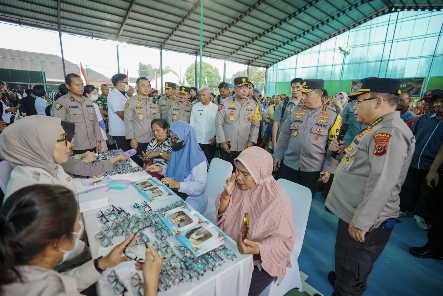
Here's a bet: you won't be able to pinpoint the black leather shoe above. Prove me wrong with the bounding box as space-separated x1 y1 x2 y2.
328 271 336 287
409 245 443 260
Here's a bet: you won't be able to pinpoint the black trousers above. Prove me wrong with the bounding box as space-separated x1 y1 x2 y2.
334 219 394 296
427 178 443 252
248 267 275 296
399 167 437 217
220 149 241 171
72 147 96 155
131 142 148 167
113 136 131 152
199 143 216 165
276 162 319 194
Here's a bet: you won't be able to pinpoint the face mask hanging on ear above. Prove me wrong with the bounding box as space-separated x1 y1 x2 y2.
124 84 130 92
55 222 83 264
91 94 99 101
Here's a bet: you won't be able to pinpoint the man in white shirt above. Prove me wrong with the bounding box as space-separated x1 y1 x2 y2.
190 86 217 164
108 73 130 151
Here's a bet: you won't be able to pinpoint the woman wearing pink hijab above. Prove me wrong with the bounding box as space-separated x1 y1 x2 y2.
215 146 295 296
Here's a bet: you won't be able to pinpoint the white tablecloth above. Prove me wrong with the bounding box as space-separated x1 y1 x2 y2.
76 170 253 296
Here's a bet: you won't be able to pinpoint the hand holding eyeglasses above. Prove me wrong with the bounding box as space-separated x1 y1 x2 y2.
98 233 139 270
134 244 162 296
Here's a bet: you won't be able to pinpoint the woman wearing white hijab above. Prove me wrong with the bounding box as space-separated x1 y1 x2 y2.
0 116 76 201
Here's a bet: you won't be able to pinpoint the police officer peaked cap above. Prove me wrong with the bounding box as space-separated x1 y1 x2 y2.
300 79 325 93
165 82 176 89
351 78 401 96
179 86 191 94
233 77 250 87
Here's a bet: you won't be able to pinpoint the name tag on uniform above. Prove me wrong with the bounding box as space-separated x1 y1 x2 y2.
229 115 235 121
69 106 79 108
86 105 94 107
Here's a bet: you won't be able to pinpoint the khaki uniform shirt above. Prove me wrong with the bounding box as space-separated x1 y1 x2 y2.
274 104 341 172
325 111 415 231
215 96 260 152
53 93 103 150
159 95 178 119
167 99 192 124
124 96 159 143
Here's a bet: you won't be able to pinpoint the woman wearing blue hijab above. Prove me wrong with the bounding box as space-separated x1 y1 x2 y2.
146 120 208 213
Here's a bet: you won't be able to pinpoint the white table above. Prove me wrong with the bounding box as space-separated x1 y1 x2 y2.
76 170 253 296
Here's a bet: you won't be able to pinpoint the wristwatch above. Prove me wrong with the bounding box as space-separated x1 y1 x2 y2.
94 256 105 273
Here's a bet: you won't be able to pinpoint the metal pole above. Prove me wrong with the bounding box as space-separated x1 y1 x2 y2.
422 22 443 97
160 48 164 95
384 12 399 78
194 54 198 88
247 64 250 78
57 0 66 77
223 60 226 82
199 0 203 88
339 54 346 91
40 61 47 90
264 68 268 95
117 45 120 73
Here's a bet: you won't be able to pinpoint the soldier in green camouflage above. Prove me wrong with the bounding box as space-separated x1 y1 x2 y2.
97 84 109 118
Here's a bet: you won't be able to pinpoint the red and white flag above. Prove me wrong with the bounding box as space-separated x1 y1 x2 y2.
79 62 88 84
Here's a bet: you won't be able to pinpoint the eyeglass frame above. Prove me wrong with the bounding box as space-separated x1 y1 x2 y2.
56 133 68 145
123 228 149 263
354 97 379 106
107 270 128 295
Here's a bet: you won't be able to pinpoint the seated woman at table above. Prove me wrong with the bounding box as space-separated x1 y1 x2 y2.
0 116 77 201
141 118 172 179
0 184 162 296
146 121 208 214
215 146 295 296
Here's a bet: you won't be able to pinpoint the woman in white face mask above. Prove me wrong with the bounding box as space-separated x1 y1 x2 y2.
0 184 162 296
84 85 108 152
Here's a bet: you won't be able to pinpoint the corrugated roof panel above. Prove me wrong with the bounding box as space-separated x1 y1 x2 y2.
62 0 126 17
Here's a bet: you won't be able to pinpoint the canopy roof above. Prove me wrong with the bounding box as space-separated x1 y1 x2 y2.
1 0 442 68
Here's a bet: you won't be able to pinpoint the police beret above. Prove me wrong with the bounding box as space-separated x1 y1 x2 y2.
233 77 249 87
165 82 176 89
300 79 325 93
351 78 401 96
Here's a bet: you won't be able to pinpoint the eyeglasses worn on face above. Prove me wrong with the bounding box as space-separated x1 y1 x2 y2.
355 97 378 106
56 133 68 145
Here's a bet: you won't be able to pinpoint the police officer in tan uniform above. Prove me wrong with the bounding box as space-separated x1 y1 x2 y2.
325 78 415 296
159 82 177 120
53 73 103 154
167 86 192 124
124 77 159 166
273 79 341 193
216 77 260 167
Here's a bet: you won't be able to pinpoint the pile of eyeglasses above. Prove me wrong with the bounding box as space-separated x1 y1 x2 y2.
95 149 125 160
107 270 127 295
94 149 143 176
98 203 239 293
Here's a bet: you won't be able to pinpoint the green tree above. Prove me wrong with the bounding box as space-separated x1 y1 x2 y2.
230 66 266 91
138 63 177 77
185 62 222 89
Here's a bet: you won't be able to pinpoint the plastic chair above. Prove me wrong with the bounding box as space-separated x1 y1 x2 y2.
202 158 232 224
259 179 312 296
0 161 14 194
